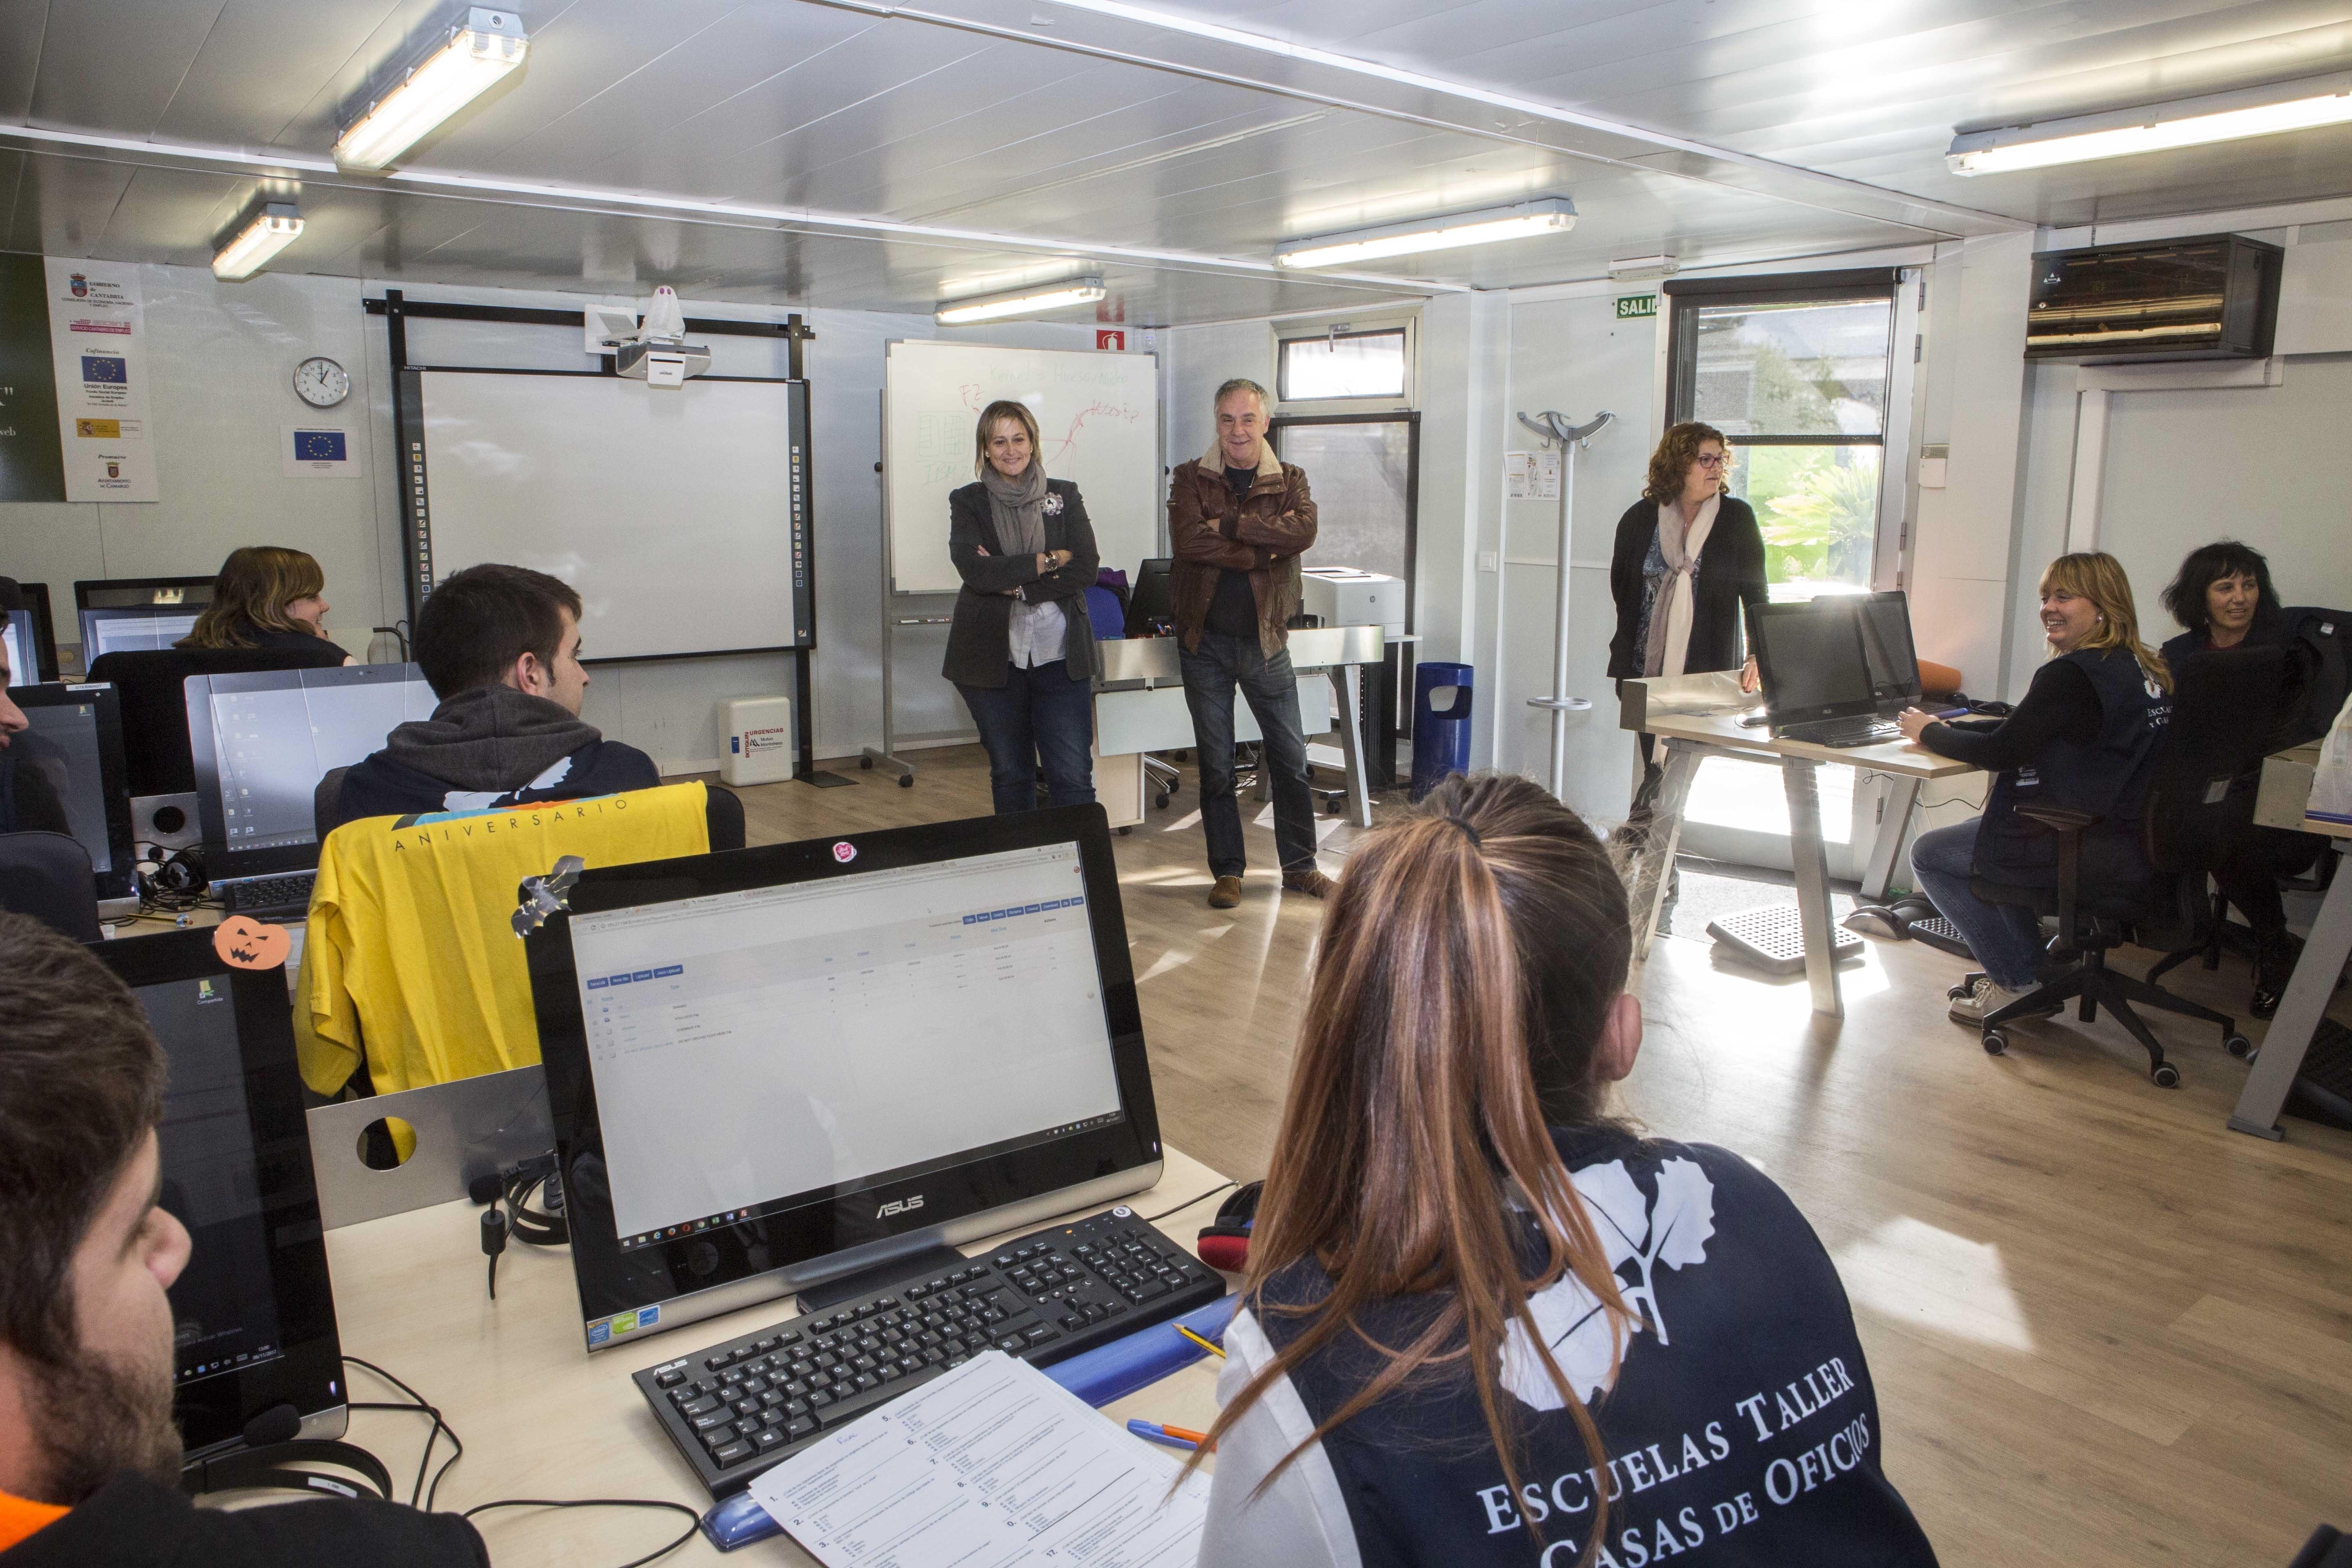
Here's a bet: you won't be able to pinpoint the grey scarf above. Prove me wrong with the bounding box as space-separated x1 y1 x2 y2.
983 458 1049 557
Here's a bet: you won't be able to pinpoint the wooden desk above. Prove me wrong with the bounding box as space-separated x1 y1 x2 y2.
324 1149 1234 1565
2227 764 2352 1140
1625 697 1979 1017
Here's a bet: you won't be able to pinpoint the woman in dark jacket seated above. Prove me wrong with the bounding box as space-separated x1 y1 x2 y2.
1897 552 2174 1026
1196 773 1936 1568
176 545 352 664
2156 540 2326 1015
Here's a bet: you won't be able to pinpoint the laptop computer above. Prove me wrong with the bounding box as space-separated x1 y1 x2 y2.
1751 599 1896 748
1856 590 1924 715
185 663 440 918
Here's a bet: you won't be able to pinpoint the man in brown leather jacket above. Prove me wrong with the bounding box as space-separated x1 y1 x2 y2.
1169 378 1332 909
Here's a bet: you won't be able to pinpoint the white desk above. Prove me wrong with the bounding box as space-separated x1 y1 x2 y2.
325 1149 1234 1565
1622 679 1981 1017
1094 626 1386 828
2227 757 2352 1141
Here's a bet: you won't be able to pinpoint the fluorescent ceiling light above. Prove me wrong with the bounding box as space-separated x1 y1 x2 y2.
1948 76 2352 175
212 203 303 279
1276 198 1574 269
334 7 529 170
937 277 1107 324
1608 253 1679 281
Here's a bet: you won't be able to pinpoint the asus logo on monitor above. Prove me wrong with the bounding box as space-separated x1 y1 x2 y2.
877 1196 924 1219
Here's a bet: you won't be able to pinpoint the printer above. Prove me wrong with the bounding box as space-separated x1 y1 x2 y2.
1300 567 1405 635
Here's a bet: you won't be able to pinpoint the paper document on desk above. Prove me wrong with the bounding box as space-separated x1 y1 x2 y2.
750 1349 1208 1566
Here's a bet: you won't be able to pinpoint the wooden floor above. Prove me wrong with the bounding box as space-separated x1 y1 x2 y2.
717 747 2352 1567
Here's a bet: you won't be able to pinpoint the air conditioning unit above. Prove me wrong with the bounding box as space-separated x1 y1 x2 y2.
2025 233 2283 364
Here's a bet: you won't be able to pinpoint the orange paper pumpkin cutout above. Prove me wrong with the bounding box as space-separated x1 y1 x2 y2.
213 916 291 971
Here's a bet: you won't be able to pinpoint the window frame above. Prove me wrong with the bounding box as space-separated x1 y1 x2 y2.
1268 410 1421 636
1662 267 1914 597
1269 310 1417 415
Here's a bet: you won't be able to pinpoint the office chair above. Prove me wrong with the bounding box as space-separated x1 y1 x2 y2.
1965 653 2264 1086
0 831 103 942
2289 1524 2352 1568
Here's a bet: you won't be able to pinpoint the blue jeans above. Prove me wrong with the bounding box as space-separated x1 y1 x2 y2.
958 661 1096 817
1179 632 1317 879
1910 820 2045 990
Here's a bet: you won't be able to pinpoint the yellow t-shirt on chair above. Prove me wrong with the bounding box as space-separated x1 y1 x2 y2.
296 783 713 1098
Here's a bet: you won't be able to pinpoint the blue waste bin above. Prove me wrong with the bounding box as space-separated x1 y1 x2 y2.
1410 662 1475 802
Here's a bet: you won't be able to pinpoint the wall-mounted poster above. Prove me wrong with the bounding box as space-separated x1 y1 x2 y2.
45 258 158 502
0 253 67 502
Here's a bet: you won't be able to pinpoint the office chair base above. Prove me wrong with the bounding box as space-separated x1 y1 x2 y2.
1976 949 2243 1088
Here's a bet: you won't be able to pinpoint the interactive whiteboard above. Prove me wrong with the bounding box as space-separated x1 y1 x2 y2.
884 341 1159 594
408 369 811 660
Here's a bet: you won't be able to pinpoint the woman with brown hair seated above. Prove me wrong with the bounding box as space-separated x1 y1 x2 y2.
1195 773 1935 1568
177 545 351 664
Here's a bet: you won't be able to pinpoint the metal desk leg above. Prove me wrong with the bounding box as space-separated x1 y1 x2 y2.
2228 841 2352 1140
1631 743 1701 960
1860 776 1921 903
1784 756 1843 1018
1328 664 1373 828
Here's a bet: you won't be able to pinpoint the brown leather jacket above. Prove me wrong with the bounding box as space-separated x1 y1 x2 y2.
1167 441 1318 657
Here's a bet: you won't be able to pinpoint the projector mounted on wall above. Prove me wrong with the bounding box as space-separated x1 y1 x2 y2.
597 286 710 388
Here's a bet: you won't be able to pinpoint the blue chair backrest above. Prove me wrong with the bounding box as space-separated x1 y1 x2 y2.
1085 584 1128 641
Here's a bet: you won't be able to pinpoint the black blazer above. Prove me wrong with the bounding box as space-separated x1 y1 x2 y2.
1606 495 1768 681
941 478 1102 688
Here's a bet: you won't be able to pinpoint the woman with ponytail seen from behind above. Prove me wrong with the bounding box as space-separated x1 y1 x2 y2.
1197 774 1936 1568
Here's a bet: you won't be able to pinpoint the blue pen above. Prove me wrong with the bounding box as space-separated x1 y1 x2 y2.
1127 1418 1200 1451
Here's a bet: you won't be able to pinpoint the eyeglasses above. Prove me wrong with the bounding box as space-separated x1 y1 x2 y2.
1692 452 1728 468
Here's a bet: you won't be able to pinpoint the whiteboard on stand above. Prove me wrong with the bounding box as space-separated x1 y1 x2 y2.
883 340 1159 594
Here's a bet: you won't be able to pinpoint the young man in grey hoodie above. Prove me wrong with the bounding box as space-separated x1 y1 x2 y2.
336 564 659 821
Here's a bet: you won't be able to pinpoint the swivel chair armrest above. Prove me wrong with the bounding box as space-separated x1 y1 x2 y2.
2013 803 2098 834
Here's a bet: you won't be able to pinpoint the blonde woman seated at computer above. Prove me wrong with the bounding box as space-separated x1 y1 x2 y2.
1194 773 1936 1568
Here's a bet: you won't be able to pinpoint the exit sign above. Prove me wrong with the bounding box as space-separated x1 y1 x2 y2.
1615 294 1658 319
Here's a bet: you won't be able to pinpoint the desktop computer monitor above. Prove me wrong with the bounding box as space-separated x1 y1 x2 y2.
1856 590 1922 711
185 663 439 880
3 583 59 686
1125 558 1175 637
525 804 1163 1350
75 576 214 662
91 929 348 1460
9 682 136 903
1752 601 1878 731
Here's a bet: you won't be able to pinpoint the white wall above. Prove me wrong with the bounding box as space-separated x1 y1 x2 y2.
0 261 1101 771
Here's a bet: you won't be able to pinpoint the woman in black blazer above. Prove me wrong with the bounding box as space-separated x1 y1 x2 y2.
1606 421 1766 709
942 400 1102 815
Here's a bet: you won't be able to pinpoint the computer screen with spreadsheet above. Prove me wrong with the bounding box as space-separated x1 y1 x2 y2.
571 842 1122 1244
528 805 1163 1348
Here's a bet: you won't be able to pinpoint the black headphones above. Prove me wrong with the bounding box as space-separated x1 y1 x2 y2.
136 844 208 900
182 1405 394 1502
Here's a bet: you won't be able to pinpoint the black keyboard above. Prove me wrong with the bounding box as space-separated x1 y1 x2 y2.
634 1205 1226 1497
1777 717 1899 748
217 872 316 918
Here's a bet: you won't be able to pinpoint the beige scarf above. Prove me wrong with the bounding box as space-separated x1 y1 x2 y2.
1642 492 1721 678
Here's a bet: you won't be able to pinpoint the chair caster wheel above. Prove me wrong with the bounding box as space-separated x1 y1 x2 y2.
2223 1033 2253 1059
1948 983 1971 1001
1117 826 1131 836
860 756 873 769
897 775 913 788
2152 1062 2180 1089
1982 1029 2008 1056
1153 793 1169 810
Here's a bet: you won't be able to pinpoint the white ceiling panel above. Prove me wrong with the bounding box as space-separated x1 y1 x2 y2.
8 0 2345 321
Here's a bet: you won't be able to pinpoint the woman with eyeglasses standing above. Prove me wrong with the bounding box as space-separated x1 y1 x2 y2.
1607 423 1766 808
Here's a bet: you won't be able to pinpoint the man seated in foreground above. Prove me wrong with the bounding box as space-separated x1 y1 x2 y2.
0 913 487 1564
337 563 658 821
